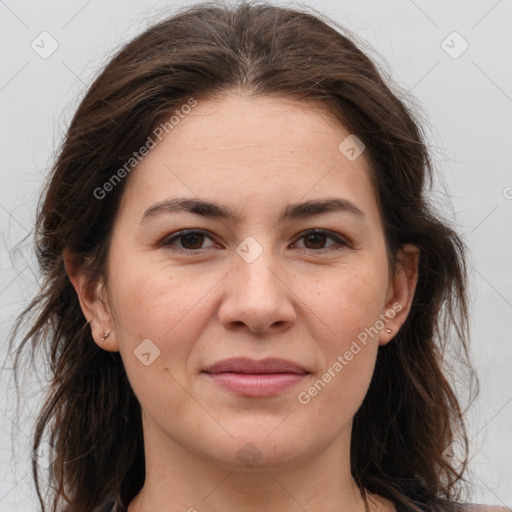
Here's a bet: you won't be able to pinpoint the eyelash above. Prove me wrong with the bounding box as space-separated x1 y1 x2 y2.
160 228 349 254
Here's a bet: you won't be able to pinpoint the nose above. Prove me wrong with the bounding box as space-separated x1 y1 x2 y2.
217 240 297 336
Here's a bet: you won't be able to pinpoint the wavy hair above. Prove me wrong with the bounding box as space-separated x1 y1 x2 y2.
8 2 477 511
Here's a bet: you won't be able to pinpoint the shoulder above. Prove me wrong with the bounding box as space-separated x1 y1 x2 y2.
91 493 126 512
460 505 510 512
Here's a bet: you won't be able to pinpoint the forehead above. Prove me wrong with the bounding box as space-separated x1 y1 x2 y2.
118 93 381 228
159 93 360 167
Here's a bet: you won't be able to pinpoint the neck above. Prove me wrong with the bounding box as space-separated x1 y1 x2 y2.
127 417 392 512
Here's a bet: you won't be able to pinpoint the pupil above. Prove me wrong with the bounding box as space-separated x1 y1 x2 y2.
305 233 325 249
179 233 327 250
182 233 203 249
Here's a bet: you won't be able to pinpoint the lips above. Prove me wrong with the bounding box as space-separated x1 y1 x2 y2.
202 357 309 375
202 357 309 397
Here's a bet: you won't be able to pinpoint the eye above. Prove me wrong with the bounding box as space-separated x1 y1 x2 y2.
160 228 348 254
293 229 348 252
160 229 218 252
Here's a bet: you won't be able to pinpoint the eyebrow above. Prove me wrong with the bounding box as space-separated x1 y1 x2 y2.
141 196 365 224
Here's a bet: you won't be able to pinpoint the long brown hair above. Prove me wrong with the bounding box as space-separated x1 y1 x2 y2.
8 1 477 511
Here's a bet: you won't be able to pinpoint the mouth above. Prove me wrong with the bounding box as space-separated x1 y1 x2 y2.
202 357 310 397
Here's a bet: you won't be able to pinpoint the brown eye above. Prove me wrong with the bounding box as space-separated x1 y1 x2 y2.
161 230 216 252
303 232 327 249
294 229 347 252
178 232 205 249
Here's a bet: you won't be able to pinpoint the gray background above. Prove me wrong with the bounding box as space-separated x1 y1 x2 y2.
1 0 511 510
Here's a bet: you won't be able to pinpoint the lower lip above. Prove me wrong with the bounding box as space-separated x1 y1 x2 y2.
204 372 307 397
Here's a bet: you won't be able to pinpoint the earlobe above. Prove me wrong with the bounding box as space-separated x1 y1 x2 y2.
63 250 119 352
379 243 420 345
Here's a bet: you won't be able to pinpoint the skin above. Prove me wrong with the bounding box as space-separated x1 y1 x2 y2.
67 92 419 512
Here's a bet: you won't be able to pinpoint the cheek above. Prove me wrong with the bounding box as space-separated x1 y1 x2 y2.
298 263 386 403
107 266 210 419
108 256 207 340
306 262 388 341
297 291 381 426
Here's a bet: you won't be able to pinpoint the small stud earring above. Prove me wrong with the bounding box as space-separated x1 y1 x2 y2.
385 328 393 334
100 330 111 342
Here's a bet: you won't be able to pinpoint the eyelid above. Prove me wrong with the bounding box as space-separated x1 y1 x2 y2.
160 229 218 251
292 228 348 251
160 228 349 253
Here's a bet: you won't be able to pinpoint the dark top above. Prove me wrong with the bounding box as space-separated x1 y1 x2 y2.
95 492 508 512
94 492 125 512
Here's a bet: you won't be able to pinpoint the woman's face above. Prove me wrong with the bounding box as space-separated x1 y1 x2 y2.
82 93 418 471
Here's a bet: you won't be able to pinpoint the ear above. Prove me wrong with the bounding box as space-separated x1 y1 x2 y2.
379 243 420 346
63 250 119 352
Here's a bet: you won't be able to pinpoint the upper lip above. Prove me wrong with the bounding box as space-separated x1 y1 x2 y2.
203 357 309 375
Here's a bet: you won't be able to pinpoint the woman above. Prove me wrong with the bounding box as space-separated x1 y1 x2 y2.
8 2 509 511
